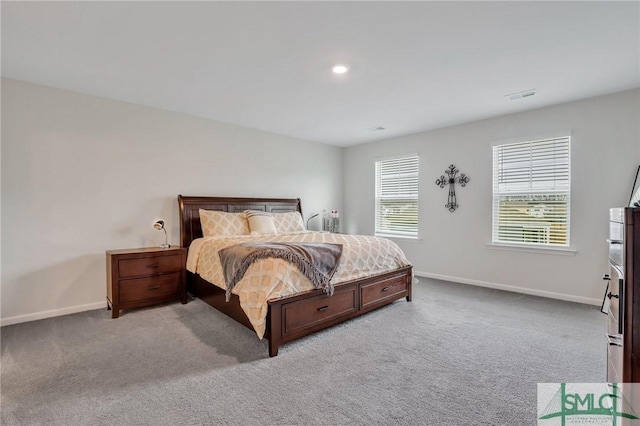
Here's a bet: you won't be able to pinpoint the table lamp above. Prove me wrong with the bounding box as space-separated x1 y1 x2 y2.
153 220 170 248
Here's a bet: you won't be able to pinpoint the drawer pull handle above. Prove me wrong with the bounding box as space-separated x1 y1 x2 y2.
148 286 160 291
607 292 619 299
382 286 391 292
317 306 329 312
607 334 622 347
147 265 160 269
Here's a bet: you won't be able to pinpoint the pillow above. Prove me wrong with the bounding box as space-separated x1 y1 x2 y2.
199 209 250 237
273 211 306 233
244 210 278 235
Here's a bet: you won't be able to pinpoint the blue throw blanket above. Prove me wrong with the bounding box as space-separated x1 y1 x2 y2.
218 242 343 301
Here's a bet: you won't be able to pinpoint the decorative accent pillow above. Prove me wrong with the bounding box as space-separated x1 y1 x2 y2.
273 211 306 233
244 210 278 235
199 209 250 236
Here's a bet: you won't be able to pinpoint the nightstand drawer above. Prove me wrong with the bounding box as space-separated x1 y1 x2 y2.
118 254 182 278
119 272 180 303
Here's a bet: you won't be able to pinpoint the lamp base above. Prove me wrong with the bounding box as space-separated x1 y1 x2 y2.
158 243 170 249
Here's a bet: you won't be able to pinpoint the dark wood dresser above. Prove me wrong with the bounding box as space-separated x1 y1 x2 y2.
106 246 187 318
607 207 640 383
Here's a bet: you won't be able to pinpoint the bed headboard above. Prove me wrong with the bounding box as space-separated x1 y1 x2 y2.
177 195 303 248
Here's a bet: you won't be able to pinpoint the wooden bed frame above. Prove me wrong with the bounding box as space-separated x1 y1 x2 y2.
178 195 413 357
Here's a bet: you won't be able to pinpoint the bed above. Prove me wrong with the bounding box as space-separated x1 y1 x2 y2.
178 195 413 357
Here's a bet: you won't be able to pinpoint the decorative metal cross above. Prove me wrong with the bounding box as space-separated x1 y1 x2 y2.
435 164 470 212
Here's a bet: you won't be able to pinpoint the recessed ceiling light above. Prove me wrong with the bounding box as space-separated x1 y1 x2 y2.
505 89 536 100
332 65 349 74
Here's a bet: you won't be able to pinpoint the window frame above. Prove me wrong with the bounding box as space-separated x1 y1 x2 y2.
491 135 572 250
374 154 420 239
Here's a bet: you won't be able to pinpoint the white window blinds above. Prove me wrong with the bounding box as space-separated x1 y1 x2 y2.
375 155 419 238
492 137 570 247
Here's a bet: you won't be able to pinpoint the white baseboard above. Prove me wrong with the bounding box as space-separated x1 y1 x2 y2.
1 301 106 327
0 273 601 326
414 271 601 306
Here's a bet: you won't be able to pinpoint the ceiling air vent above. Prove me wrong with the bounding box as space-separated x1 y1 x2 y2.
505 89 536 101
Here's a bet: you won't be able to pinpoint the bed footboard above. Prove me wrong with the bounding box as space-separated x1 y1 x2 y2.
266 266 412 357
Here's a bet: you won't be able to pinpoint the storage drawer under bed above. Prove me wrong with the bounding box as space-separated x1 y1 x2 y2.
282 287 357 334
360 274 408 310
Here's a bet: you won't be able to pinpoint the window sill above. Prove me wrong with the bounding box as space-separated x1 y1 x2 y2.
486 243 577 256
375 234 422 242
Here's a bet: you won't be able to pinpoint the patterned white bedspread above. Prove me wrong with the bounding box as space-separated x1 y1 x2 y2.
187 231 411 338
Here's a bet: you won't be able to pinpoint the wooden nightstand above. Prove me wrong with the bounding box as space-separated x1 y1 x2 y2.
106 246 187 318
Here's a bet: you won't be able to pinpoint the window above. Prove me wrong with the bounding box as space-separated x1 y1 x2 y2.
375 155 419 238
492 136 570 247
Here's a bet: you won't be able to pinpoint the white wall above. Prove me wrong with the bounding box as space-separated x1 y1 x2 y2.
1 78 343 324
344 89 640 304
2 79 637 325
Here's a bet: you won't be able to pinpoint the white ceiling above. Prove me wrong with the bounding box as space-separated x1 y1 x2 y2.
2 1 639 147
